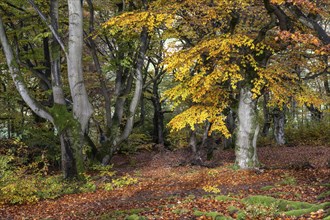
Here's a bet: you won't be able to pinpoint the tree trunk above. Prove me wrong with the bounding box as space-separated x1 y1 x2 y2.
189 129 198 154
101 27 149 164
112 73 133 126
261 92 271 137
305 104 322 121
67 0 93 133
60 130 78 179
324 76 330 96
0 16 54 123
151 78 165 145
273 107 286 145
116 27 148 145
223 109 236 149
86 0 112 129
50 0 78 178
235 87 260 169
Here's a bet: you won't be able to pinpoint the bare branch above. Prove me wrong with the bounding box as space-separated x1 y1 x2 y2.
27 0 68 57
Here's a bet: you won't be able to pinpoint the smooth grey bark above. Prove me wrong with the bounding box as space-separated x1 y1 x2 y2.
235 87 260 169
116 27 148 144
201 121 211 148
189 129 198 154
67 0 93 133
27 0 67 56
50 0 65 106
64 0 94 173
101 27 149 164
50 0 78 179
0 16 54 124
28 1 93 173
273 107 286 145
28 0 93 132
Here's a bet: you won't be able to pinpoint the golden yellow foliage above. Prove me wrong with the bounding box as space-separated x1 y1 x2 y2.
101 0 329 137
103 11 174 35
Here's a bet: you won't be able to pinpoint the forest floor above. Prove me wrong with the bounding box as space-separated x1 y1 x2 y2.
1 145 330 220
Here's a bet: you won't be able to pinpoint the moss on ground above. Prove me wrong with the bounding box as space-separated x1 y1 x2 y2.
317 190 330 200
172 209 189 214
227 206 246 220
215 195 238 202
243 195 330 217
324 216 330 220
125 214 146 220
260 185 274 191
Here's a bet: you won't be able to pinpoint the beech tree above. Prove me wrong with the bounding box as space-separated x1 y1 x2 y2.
155 0 329 168
1 0 328 173
0 0 93 178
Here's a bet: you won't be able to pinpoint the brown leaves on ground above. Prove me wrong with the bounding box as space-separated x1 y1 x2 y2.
0 145 329 219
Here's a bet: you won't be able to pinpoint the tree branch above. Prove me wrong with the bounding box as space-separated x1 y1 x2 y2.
0 16 54 123
287 4 330 45
27 0 68 57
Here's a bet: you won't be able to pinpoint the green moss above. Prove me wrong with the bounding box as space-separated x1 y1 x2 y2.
49 104 85 174
216 216 233 220
279 174 297 186
228 164 240 171
243 195 330 217
243 195 312 211
172 209 189 214
49 104 77 134
324 215 330 220
215 195 238 202
284 202 329 217
317 190 330 200
125 214 146 220
243 195 278 206
236 211 246 220
321 183 330 188
227 206 246 220
227 206 239 213
260 185 274 191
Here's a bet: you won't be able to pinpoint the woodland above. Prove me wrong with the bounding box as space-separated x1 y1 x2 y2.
0 0 330 219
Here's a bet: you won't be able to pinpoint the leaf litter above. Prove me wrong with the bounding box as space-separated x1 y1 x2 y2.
0 145 329 219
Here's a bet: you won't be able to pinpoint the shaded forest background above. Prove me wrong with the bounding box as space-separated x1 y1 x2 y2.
0 0 330 219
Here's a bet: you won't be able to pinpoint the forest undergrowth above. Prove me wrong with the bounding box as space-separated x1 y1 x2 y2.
0 144 329 220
